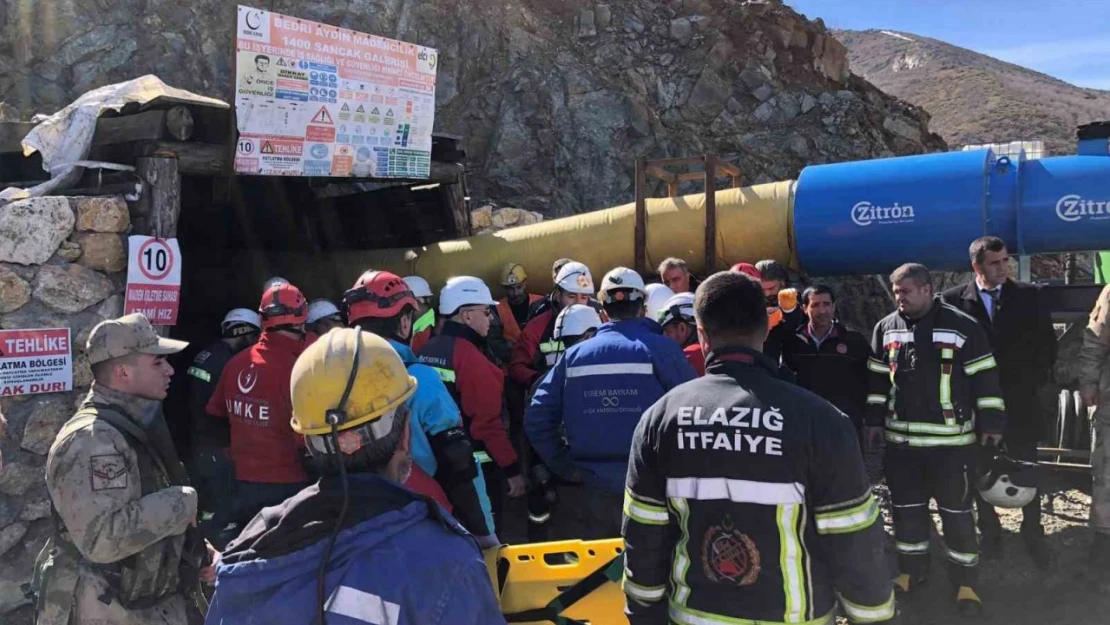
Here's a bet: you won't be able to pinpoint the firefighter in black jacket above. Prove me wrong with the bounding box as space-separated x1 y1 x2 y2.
866 263 1005 618
941 236 1056 566
624 271 896 625
781 285 871 435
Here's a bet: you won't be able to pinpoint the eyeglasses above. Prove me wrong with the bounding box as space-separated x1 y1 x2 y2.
462 306 492 318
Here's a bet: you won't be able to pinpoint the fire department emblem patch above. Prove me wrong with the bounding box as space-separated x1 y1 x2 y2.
837 343 848 354
576 274 590 289
701 515 761 586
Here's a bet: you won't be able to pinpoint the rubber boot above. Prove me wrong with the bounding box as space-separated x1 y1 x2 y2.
1022 530 1052 569
893 573 926 596
956 586 983 618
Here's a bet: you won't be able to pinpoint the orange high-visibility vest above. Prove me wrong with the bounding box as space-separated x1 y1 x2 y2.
497 294 542 344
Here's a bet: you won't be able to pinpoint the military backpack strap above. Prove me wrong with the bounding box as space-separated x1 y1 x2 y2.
502 553 625 624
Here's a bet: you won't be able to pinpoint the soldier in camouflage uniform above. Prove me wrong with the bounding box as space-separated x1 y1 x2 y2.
32 313 215 625
1079 284 1110 569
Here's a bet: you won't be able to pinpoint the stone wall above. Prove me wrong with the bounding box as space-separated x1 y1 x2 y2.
0 195 130 618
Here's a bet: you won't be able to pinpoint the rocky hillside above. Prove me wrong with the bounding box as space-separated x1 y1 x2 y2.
837 29 1110 155
0 0 943 217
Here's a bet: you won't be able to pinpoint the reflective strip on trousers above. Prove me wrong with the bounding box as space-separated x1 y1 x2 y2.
666 477 805 505
885 417 975 436
623 577 667 603
838 591 897 624
896 541 929 554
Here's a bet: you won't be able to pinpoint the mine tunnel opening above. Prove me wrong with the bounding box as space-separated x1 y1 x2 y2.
166 137 469 454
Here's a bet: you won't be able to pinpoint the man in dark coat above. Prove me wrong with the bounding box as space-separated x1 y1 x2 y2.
942 236 1057 567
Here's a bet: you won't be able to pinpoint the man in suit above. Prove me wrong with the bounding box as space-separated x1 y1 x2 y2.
942 236 1057 567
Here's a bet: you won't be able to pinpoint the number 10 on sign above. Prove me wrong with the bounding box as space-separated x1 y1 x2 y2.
125 236 183 325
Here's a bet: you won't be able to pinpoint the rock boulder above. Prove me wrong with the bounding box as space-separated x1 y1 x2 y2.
32 264 113 314
0 198 74 266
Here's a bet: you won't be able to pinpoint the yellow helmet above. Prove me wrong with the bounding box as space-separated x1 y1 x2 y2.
290 328 417 438
499 262 528 287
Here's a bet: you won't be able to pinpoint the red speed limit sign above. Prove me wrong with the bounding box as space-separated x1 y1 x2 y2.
125 236 183 325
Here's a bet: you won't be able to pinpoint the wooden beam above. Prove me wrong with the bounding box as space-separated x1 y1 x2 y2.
441 176 471 238
645 165 676 184
676 171 710 183
705 155 718 274
134 141 229 176
635 159 647 276
92 110 169 147
134 157 181 238
646 156 707 168
716 162 741 176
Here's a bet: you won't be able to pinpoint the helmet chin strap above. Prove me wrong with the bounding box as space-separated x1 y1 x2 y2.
316 328 364 625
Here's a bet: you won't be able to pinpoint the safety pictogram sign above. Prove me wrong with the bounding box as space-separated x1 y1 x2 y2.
124 236 183 325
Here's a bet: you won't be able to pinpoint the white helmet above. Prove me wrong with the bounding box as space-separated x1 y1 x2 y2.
644 284 675 322
403 275 433 299
262 276 290 292
307 299 342 325
222 308 261 333
439 276 498 315
977 454 1039 509
658 292 696 327
598 267 646 304
554 304 603 341
554 261 594 295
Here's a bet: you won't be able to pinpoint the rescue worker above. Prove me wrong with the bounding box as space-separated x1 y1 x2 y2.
1078 283 1110 572
185 307 261 544
866 263 1005 617
305 298 344 337
658 292 704 375
941 236 1056 565
419 276 524 533
523 303 603 542
644 283 675 329
206 282 312 527
34 313 216 625
755 259 804 363
403 275 436 353
623 271 896 625
343 270 497 546
658 257 697 294
205 329 506 625
510 261 595 389
780 285 871 434
496 262 543 347
526 267 696 539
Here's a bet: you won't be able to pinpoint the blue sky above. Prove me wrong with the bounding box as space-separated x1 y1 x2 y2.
786 0 1110 90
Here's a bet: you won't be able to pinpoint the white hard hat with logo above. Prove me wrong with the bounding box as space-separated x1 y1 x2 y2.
554 261 594 295
439 276 498 315
658 292 696 327
402 276 433 299
307 299 342 325
221 308 262 332
644 284 675 322
598 267 646 304
554 304 603 341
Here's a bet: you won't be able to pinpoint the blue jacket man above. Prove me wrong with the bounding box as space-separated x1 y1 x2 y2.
526 267 697 540
206 474 504 625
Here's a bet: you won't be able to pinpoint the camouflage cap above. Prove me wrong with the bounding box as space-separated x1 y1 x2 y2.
86 313 189 365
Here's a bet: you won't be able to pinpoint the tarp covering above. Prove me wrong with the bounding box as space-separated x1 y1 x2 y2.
0 75 227 204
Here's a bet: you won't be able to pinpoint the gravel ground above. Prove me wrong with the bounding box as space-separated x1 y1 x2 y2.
865 450 1110 625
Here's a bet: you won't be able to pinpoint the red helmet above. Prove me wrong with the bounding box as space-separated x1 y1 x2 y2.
731 263 762 280
259 283 308 330
343 270 418 324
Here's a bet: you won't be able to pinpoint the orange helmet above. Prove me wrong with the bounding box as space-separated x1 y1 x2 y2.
259 283 308 330
731 263 761 280
343 270 418 324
